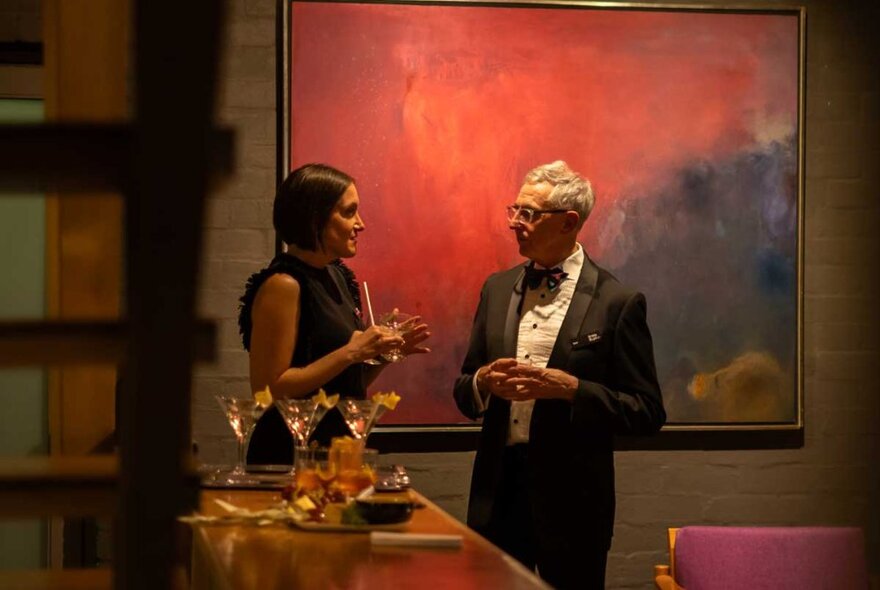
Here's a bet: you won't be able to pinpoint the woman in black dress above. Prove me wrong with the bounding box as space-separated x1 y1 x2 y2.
238 164 429 465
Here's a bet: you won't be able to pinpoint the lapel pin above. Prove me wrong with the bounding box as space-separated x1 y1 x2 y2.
571 332 602 348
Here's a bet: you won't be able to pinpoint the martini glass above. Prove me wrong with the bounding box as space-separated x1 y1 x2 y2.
275 398 331 473
216 395 270 483
337 398 395 442
337 399 376 441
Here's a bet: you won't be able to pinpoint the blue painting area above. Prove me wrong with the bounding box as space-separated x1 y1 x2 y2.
756 248 795 296
610 137 798 423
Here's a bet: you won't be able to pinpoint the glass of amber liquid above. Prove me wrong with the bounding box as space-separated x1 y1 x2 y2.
334 448 378 495
294 447 335 492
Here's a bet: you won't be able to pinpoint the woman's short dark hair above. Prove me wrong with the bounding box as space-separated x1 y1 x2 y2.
273 163 354 251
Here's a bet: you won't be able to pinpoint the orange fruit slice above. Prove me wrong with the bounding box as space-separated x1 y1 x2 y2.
254 386 273 408
372 391 401 410
313 388 339 409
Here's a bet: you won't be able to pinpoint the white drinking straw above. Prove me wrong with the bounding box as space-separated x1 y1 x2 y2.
362 281 376 326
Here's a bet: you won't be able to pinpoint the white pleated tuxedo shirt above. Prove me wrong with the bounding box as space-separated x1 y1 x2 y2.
473 244 584 445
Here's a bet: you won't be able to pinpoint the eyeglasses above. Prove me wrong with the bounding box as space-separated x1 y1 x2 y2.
506 204 571 224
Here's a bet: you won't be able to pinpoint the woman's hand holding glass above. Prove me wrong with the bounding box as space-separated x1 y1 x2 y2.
374 310 431 362
346 325 404 364
397 314 430 357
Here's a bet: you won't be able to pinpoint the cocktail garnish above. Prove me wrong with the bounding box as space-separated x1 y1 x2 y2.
254 386 273 408
372 391 401 410
313 388 340 409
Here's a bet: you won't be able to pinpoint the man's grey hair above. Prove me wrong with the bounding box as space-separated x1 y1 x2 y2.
524 160 594 227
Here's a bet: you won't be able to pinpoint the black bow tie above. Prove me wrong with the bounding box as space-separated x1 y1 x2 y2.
523 264 568 292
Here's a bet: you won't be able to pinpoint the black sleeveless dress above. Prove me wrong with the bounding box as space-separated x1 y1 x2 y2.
238 253 366 465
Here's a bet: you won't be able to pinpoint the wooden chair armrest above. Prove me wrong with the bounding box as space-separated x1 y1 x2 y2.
654 565 684 590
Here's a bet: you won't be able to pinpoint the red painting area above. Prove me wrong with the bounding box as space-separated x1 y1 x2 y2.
289 3 798 424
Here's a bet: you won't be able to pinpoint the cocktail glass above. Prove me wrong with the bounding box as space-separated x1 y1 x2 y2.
337 398 394 442
334 447 378 496
215 395 271 482
294 442 378 500
337 399 376 440
294 446 335 493
275 398 331 473
377 311 413 363
361 320 399 366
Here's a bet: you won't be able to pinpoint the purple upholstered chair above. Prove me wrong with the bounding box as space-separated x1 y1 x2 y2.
653 526 869 590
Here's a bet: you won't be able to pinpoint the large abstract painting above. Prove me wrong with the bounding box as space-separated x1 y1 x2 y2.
285 1 803 429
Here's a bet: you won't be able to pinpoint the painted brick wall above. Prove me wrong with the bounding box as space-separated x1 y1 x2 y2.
193 1 879 588
193 0 278 464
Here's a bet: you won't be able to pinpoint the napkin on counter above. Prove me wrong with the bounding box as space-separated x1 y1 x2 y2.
370 531 463 549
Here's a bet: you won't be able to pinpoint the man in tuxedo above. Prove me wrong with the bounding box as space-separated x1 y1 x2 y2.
453 161 665 589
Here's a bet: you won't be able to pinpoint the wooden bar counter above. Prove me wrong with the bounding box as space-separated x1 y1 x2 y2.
191 488 549 590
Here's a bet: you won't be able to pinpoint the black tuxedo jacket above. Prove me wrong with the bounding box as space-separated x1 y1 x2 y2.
453 254 665 552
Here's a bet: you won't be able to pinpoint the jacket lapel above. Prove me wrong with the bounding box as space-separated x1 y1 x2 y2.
481 265 525 445
502 267 526 358
484 264 525 360
546 255 599 369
